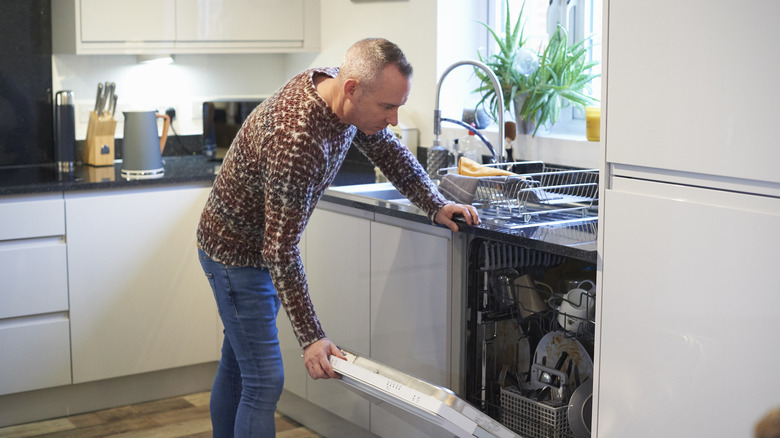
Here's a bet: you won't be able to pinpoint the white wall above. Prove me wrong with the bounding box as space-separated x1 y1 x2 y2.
52 53 290 139
52 0 597 168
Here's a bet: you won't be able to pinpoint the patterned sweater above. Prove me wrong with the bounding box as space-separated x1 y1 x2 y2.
197 67 449 348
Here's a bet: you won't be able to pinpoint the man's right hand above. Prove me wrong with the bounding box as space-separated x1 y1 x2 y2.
302 337 346 380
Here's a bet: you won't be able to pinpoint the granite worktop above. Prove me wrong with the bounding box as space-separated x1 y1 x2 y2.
320 186 597 264
0 154 596 263
0 154 376 196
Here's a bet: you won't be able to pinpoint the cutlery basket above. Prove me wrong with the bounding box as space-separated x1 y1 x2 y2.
83 111 117 166
500 387 573 438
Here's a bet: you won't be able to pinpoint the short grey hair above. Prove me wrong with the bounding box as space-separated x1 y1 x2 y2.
338 38 413 91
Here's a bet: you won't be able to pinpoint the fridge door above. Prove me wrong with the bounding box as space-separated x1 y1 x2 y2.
330 350 519 438
596 177 780 437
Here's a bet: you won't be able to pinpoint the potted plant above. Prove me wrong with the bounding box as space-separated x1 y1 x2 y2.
474 0 530 127
475 0 600 136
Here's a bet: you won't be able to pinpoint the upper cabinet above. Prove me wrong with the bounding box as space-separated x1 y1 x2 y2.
52 0 320 55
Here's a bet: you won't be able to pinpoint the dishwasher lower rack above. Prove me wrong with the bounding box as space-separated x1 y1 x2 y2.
472 163 598 223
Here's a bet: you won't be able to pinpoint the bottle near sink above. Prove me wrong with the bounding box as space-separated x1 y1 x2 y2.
426 140 453 179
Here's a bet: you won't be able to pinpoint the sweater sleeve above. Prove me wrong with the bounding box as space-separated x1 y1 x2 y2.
354 129 450 221
262 129 327 348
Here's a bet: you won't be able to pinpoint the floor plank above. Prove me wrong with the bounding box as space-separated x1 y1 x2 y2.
0 391 323 438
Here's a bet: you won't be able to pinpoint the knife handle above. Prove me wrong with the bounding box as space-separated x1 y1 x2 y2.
94 82 104 114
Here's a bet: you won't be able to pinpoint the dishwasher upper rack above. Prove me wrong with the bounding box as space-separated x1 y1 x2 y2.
469 162 598 223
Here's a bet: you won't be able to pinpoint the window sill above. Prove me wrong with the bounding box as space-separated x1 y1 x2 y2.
440 118 599 169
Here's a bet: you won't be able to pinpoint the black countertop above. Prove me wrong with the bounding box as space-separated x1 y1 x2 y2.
320 186 597 264
0 154 377 196
0 155 596 263
0 155 220 195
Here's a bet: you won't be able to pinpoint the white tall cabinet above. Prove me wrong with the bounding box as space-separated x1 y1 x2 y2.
597 1 780 436
65 184 219 383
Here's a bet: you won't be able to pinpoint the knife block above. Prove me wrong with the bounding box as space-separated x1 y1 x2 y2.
83 111 117 167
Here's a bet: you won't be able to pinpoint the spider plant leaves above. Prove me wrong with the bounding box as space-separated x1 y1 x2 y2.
473 0 529 115
474 3 601 136
518 25 600 134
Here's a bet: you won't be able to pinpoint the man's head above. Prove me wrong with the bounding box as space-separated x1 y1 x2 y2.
337 38 413 135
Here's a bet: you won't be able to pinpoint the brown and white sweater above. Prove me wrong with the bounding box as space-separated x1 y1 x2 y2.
197 67 449 348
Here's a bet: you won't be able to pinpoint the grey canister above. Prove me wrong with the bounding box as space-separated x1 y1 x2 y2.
54 90 75 172
121 111 170 179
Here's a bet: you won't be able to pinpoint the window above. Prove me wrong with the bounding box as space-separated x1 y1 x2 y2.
489 0 602 137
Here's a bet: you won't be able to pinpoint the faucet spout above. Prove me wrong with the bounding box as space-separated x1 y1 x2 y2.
434 60 505 163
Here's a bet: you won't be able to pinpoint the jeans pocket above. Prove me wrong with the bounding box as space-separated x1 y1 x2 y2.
203 271 222 316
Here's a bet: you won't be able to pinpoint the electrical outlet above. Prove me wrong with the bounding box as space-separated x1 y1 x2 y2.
165 107 176 121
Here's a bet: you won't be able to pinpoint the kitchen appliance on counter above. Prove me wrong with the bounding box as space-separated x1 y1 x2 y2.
53 90 75 173
120 111 170 180
202 100 264 161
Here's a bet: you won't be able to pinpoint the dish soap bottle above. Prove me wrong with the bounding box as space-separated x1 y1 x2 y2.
459 129 482 164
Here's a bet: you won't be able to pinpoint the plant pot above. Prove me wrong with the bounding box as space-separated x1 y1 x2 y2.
513 94 537 135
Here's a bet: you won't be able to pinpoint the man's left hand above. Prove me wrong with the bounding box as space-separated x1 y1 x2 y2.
434 203 481 232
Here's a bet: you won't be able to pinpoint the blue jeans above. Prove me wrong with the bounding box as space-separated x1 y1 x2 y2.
198 249 284 438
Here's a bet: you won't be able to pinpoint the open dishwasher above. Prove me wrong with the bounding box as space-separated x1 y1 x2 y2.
459 161 599 438
324 160 598 438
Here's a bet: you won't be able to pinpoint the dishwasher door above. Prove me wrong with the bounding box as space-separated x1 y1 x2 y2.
330 349 520 438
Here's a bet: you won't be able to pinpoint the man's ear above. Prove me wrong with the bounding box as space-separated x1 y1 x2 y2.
343 79 359 98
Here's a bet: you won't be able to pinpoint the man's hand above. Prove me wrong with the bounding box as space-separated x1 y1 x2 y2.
303 337 346 380
434 203 481 232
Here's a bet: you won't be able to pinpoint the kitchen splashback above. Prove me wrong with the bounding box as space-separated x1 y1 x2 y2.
0 0 53 167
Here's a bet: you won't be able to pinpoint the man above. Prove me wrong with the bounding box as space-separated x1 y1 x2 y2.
197 38 480 437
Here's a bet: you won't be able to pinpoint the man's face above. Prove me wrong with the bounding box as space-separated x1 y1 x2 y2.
345 65 411 135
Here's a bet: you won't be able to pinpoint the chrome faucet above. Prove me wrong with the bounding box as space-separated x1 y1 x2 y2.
433 60 505 163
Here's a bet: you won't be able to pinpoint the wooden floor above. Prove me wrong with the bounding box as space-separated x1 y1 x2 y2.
0 391 323 438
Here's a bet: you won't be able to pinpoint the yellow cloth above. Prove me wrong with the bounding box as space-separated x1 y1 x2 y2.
457 156 516 177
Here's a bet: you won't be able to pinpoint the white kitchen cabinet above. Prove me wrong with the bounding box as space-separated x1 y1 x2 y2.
175 0 304 44
300 205 373 429
52 0 320 54
0 194 68 320
276 231 308 400
597 178 780 437
0 316 72 396
0 194 71 396
281 201 456 437
369 218 451 438
604 0 780 186
65 184 219 383
79 0 176 43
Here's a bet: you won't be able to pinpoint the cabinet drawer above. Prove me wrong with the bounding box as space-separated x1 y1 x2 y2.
0 239 69 319
0 195 65 240
0 315 72 396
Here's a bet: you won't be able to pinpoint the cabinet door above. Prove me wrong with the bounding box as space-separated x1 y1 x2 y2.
369 220 451 438
303 206 372 429
175 0 304 42
598 177 780 438
606 0 780 184
276 229 308 400
0 316 71 396
66 186 219 383
79 0 176 42
0 239 68 319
